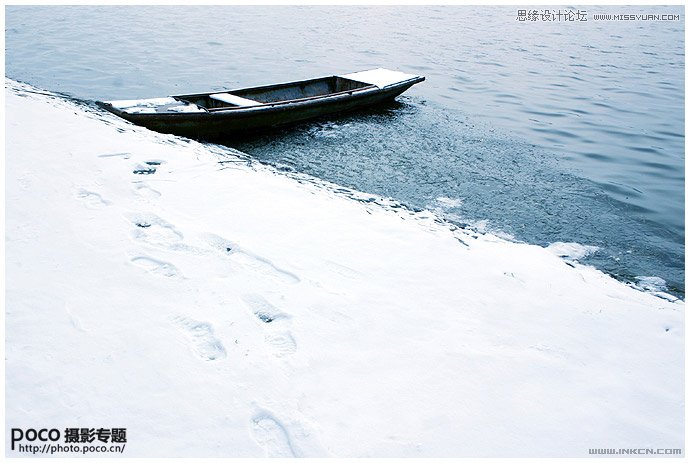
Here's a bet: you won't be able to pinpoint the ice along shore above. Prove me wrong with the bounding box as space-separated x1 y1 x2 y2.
5 80 683 457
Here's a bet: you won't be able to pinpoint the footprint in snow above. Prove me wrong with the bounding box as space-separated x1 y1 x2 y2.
204 233 300 285
241 294 296 357
264 332 297 358
242 294 291 324
132 159 165 175
75 188 111 208
132 164 156 175
131 256 181 278
129 213 184 249
133 183 162 199
173 316 226 361
250 412 296 457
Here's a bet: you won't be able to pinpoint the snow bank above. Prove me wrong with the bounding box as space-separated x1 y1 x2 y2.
5 80 684 457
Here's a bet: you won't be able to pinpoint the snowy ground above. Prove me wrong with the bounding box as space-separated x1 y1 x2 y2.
5 80 684 457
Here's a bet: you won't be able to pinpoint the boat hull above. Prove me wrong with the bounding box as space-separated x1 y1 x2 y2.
102 79 422 142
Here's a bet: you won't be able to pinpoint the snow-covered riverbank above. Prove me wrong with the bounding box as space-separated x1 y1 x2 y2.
5 80 683 457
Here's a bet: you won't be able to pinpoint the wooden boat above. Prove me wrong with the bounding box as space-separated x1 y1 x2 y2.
99 68 424 141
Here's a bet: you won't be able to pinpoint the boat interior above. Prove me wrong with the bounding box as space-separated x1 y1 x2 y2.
178 76 373 109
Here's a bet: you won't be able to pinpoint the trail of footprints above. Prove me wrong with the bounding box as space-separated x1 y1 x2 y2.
85 150 307 454
171 294 297 363
82 151 302 363
127 214 301 285
124 164 300 361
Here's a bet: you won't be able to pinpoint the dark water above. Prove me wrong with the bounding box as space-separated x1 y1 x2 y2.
5 6 685 296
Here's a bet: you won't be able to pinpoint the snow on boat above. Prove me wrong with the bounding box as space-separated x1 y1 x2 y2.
100 68 425 140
